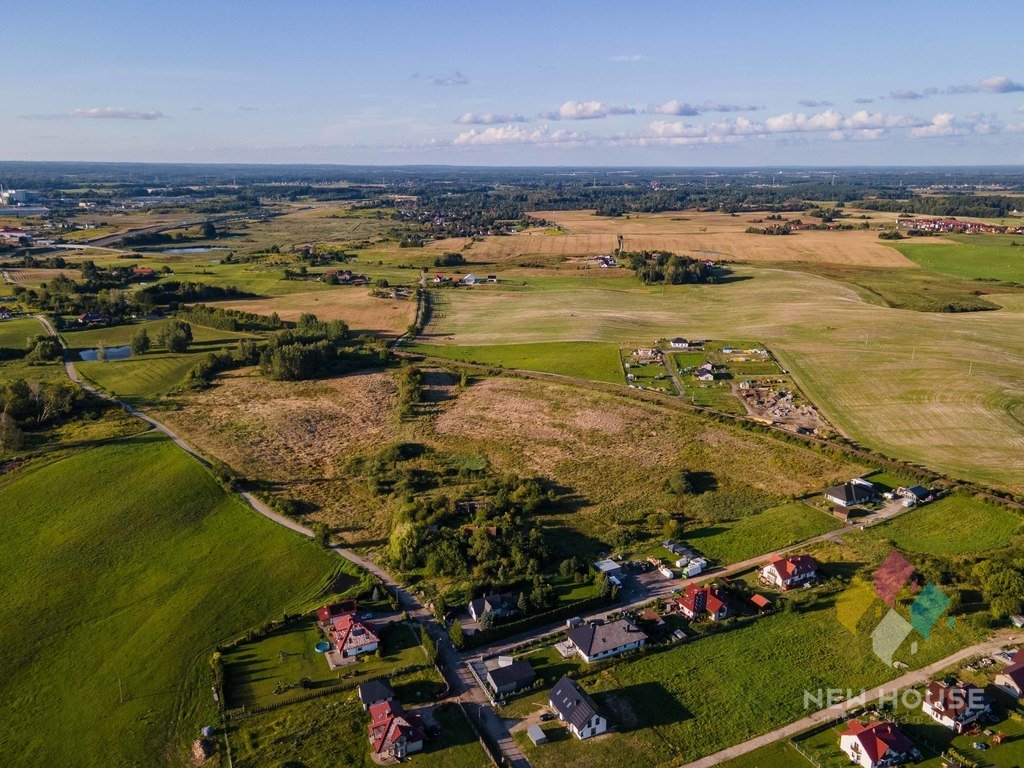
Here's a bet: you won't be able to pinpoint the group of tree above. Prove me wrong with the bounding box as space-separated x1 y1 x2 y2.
623 251 720 285
0 379 85 450
258 313 391 381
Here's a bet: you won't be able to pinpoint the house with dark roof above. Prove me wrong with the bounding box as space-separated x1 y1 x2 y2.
548 676 607 740
839 720 917 768
316 599 357 625
367 700 424 759
565 618 646 664
897 485 931 505
996 651 1024 698
468 592 518 622
486 660 536 696
824 481 877 508
760 554 818 590
358 678 395 710
923 680 987 732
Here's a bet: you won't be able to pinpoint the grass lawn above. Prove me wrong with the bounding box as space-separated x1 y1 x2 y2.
516 579 979 768
0 432 355 767
891 235 1024 282
716 740 810 768
224 619 427 709
408 340 624 384
0 316 43 349
687 502 843 564
863 494 1022 554
229 671 488 768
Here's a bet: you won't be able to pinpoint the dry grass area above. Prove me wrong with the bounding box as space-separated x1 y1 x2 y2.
158 367 400 541
219 287 415 336
5 267 82 284
434 209 918 268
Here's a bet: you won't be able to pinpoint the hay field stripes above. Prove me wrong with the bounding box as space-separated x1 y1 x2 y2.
418 267 1024 489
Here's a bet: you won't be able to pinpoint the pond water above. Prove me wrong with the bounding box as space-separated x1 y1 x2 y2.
79 345 132 362
154 246 228 254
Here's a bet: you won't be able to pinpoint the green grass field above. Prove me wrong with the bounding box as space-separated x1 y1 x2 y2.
686 502 843 564
224 619 426 709
0 432 354 767
891 235 1024 282
63 320 257 401
717 740 809 768
863 494 1022 554
0 316 43 349
408 340 624 383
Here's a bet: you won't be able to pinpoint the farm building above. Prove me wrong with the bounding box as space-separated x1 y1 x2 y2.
565 618 646 663
593 559 622 579
368 700 424 759
486 660 536 696
995 651 1024 698
548 676 607 740
922 680 988 733
838 720 918 768
760 554 818 590
897 485 931 504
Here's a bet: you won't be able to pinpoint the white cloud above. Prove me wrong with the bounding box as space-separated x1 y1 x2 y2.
907 112 996 138
765 109 843 132
980 75 1024 93
543 100 636 120
453 112 528 125
610 54 650 62
71 107 165 120
646 100 760 116
452 124 587 146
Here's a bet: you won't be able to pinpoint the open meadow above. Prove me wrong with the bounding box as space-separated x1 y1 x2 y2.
416 263 1024 490
0 432 354 767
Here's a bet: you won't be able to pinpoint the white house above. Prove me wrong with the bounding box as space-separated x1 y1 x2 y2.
922 680 987 733
669 338 690 348
995 652 1024 698
760 554 818 590
549 676 607 740
462 274 479 285
839 720 917 768
565 619 646 664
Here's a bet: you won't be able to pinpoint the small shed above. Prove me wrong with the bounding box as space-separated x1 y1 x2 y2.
527 724 549 745
594 559 622 578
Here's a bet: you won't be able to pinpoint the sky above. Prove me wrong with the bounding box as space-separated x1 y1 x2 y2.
6 1 1024 166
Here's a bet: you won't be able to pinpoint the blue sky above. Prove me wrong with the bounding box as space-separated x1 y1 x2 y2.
6 1 1024 165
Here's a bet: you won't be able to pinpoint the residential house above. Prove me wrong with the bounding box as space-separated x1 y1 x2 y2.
462 274 479 285
922 680 987 733
897 485 931 505
760 554 819 590
565 619 646 663
0 305 13 319
76 311 109 326
367 700 424 759
669 338 690 348
677 585 731 622
486 660 536 696
839 720 917 768
468 592 517 623
358 678 395 710
995 651 1024 698
131 267 156 280
695 362 715 381
548 676 607 740
316 599 357 626
825 481 877 508
329 615 379 658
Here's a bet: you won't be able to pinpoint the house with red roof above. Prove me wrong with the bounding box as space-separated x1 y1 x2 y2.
329 614 379 659
315 599 357 625
996 650 1024 698
839 720 918 768
367 700 424 759
676 585 731 622
760 554 819 590
923 680 988 732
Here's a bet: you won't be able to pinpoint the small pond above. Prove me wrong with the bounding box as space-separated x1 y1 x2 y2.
79 345 132 362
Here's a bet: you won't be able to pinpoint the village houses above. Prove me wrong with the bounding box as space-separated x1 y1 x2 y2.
548 675 608 740
564 618 646 664
760 554 819 590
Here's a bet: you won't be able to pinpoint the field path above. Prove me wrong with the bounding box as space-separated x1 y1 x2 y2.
678 630 1017 768
34 314 530 768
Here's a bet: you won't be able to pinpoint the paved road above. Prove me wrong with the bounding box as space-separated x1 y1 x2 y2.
36 313 527 767
679 631 1018 768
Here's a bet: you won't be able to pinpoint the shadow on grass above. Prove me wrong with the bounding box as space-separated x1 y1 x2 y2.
597 681 692 732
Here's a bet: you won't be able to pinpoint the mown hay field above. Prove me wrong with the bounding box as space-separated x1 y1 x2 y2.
220 287 415 336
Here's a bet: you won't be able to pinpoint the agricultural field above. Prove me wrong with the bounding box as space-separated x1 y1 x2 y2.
0 432 353 767
858 494 1022 555
62 319 257 402
432 209 916 267
220 287 415 335
891 234 1024 282
407 340 624 383
417 263 1024 491
0 315 44 349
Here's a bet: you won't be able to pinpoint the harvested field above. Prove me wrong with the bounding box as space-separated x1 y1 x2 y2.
5 267 82 284
433 209 918 267
220 287 415 336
